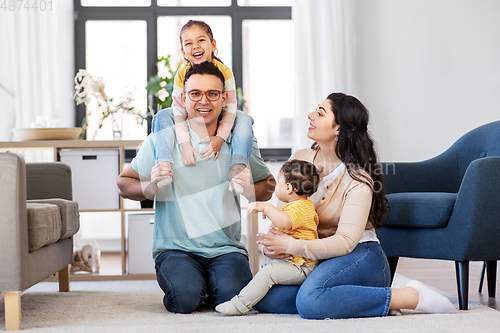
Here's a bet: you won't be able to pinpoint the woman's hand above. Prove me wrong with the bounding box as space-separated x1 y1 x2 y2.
257 228 293 259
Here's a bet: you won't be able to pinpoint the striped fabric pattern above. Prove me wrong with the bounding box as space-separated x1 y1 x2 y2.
279 199 319 266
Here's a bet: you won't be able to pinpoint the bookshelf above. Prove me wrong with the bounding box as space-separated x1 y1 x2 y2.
0 139 152 280
0 139 267 279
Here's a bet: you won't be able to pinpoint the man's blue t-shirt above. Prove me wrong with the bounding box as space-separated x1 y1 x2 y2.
131 126 271 260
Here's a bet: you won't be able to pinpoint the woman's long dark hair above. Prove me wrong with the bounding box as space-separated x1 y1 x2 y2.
312 92 388 228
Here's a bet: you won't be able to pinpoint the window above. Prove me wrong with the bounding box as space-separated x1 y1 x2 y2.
157 16 232 68
243 20 294 147
82 0 151 6
158 0 231 6
238 0 292 6
74 0 292 147
85 20 148 140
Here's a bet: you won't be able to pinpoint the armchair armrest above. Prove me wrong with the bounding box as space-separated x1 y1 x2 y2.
26 163 73 200
0 153 27 291
446 156 500 259
382 151 461 194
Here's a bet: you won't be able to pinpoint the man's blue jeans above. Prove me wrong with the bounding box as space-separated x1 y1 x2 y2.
253 241 392 319
155 250 252 314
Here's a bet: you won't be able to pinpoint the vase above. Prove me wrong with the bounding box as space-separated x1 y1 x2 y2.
111 111 123 140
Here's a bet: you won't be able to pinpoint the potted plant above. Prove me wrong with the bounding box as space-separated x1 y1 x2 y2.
146 55 182 115
73 69 148 140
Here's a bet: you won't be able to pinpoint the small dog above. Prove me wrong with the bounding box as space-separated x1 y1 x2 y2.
70 244 100 273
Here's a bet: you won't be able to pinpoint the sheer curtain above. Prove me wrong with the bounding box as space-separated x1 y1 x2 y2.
292 0 354 152
0 1 74 160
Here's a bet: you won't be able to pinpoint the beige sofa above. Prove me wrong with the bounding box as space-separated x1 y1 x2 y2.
0 153 80 330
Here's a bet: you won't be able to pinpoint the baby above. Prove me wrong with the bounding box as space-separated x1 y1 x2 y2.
216 159 320 315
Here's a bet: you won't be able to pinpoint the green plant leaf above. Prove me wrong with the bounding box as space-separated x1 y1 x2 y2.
147 55 182 111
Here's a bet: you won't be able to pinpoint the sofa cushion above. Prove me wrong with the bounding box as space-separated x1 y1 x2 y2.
26 203 62 251
384 192 457 228
28 199 80 239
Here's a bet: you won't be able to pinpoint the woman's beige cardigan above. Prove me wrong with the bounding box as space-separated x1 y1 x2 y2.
285 149 375 261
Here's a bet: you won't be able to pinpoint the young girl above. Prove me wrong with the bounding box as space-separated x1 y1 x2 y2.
216 159 320 315
153 20 254 194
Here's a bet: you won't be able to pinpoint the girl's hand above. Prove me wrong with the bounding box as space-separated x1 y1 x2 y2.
201 136 224 161
257 228 292 257
180 142 200 166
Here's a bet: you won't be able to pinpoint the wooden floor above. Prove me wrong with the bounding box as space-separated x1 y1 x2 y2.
396 257 500 310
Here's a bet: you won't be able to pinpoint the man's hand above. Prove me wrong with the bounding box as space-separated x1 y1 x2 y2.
253 174 275 202
153 162 172 178
230 165 253 199
117 164 156 201
180 142 200 166
200 136 224 161
150 162 172 190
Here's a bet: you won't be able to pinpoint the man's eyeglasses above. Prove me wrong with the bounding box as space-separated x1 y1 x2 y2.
186 90 222 102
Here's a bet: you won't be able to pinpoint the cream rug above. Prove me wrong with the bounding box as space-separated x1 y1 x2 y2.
1 274 499 332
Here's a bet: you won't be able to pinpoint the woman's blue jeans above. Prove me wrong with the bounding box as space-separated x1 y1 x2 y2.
253 241 392 319
155 250 252 314
152 108 254 167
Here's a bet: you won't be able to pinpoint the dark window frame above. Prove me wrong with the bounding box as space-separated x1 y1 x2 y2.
73 0 292 131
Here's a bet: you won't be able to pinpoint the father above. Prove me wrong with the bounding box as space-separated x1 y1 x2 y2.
117 61 275 314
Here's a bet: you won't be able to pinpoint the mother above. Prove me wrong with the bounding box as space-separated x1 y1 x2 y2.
255 92 457 319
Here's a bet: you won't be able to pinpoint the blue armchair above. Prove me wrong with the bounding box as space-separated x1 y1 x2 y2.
376 121 500 310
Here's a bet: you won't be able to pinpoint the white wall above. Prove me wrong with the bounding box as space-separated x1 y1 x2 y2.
346 0 500 162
